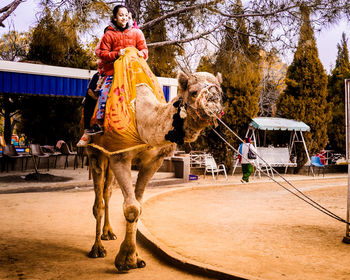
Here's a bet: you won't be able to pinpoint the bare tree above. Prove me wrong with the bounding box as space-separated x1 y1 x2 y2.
34 1 350 46
258 50 288 117
3 0 350 69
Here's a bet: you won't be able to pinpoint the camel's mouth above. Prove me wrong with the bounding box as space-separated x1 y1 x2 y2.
194 84 223 121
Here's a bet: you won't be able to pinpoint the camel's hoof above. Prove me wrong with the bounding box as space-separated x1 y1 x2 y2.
114 253 145 271
115 261 145 271
101 231 117 240
115 264 131 271
115 262 138 271
88 244 107 258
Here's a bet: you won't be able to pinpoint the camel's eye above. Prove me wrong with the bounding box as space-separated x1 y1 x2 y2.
189 91 197 96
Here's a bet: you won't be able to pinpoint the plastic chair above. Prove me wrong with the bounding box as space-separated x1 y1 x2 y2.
29 144 50 171
2 144 30 172
41 145 61 168
309 156 325 177
204 155 227 180
59 142 78 169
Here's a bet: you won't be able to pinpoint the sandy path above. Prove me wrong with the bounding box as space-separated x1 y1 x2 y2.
141 177 350 280
0 188 210 280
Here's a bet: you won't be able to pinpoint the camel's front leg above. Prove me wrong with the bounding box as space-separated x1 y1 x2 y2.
109 155 144 271
115 220 146 271
88 152 108 258
134 155 167 202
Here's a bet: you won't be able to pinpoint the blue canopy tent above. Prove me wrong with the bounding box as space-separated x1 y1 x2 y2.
0 60 94 97
0 60 178 100
0 60 178 148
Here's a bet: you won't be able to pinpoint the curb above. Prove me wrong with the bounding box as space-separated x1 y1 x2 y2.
137 185 263 280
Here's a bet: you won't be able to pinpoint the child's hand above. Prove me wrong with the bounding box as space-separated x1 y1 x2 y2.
87 89 99 100
137 51 144 58
119 49 125 56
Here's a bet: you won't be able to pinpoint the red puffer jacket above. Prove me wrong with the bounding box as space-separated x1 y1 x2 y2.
96 25 148 76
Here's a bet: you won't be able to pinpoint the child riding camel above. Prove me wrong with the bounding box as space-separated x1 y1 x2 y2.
78 5 148 146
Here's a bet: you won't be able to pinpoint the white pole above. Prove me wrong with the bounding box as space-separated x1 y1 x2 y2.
343 79 350 243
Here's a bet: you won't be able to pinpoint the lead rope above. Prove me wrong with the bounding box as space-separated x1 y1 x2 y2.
208 113 350 225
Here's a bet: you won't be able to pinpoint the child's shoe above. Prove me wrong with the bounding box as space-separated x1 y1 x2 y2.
77 133 91 147
86 124 103 135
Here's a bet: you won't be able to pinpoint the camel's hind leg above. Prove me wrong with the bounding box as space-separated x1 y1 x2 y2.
87 150 112 258
101 166 117 241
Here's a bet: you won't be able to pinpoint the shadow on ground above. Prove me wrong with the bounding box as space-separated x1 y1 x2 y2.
0 173 72 183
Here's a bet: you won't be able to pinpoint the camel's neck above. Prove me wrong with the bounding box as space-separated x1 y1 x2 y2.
135 85 205 146
182 107 210 143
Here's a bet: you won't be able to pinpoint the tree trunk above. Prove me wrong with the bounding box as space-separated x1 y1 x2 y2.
3 93 12 145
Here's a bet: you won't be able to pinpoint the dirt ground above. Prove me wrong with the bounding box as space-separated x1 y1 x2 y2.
1 176 350 280
141 177 350 280
0 188 211 280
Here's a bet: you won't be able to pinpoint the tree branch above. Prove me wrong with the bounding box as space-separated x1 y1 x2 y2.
0 0 23 27
140 1 218 30
147 20 225 48
10 111 20 118
217 4 300 19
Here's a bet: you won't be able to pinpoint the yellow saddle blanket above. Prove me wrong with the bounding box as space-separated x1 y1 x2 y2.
92 47 166 153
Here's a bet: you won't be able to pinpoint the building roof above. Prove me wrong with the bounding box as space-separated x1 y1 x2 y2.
0 60 95 97
0 60 178 99
249 117 310 132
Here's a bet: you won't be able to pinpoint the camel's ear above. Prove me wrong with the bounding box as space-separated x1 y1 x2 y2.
216 72 222 84
178 71 190 91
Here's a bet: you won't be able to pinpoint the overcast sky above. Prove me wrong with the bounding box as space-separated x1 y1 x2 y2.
1 0 350 73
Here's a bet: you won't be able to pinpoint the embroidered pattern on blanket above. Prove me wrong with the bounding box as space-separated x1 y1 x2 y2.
91 47 165 152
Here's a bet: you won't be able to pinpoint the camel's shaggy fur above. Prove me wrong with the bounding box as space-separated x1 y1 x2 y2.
87 71 223 271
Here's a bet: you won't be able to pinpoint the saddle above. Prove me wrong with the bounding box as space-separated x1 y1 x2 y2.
90 47 165 153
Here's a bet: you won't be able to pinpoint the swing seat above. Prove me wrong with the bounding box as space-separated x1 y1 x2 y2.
255 147 296 178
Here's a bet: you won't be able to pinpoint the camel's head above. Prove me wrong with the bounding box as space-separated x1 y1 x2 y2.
177 71 224 126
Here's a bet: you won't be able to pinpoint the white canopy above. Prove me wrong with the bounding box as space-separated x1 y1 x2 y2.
250 117 310 132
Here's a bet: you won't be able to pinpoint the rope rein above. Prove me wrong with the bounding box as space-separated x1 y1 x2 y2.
191 101 350 225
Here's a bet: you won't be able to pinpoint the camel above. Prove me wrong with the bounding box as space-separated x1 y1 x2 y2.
86 67 223 271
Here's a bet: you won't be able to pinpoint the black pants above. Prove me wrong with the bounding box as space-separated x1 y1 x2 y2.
84 94 97 129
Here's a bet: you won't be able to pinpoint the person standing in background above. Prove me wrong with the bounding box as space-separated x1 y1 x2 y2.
238 137 257 183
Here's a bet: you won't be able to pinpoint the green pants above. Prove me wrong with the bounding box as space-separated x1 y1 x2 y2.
242 163 253 182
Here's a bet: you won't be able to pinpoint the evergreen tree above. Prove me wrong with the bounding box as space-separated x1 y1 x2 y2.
327 33 350 154
277 9 331 170
196 55 215 73
142 0 183 77
217 0 261 142
27 9 94 69
191 0 262 170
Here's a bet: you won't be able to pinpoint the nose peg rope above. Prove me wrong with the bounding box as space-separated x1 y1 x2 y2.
209 111 350 225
